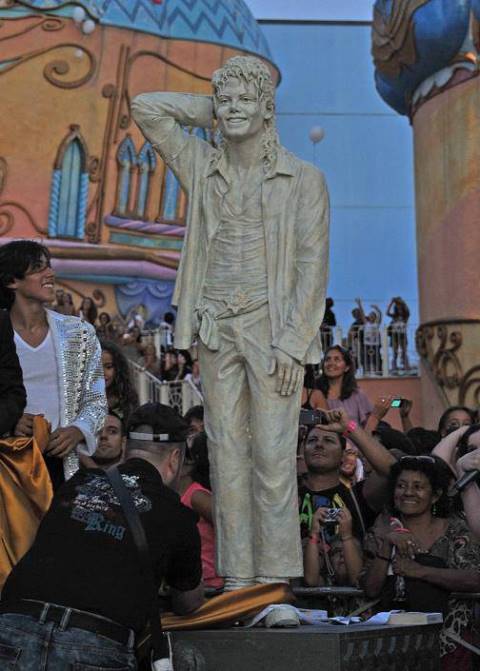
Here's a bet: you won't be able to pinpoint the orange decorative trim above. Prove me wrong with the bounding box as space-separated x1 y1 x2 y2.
0 42 96 89
0 156 46 235
0 15 65 43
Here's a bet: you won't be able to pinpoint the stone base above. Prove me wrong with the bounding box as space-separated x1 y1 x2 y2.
167 622 441 671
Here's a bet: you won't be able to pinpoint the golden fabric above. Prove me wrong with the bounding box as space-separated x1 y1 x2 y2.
0 416 53 588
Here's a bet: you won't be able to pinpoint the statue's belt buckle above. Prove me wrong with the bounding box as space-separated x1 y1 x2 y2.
230 290 250 313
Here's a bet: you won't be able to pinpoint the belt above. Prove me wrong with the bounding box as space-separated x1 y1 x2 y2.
0 600 134 647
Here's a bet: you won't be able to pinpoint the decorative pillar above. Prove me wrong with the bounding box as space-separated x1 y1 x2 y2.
372 0 480 424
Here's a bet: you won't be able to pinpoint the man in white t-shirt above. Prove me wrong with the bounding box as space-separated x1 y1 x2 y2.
0 240 107 486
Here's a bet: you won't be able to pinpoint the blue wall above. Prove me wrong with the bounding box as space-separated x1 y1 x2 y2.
261 21 417 330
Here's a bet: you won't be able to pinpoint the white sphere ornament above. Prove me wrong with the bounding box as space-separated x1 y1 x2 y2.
82 19 96 34
309 126 325 144
72 6 86 22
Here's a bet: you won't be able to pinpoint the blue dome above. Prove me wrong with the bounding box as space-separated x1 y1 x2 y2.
6 0 274 65
372 0 470 115
472 0 480 19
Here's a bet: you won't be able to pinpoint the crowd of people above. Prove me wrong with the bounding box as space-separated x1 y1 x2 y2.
321 296 413 375
52 292 412 388
296 350 480 669
52 291 202 389
0 240 479 670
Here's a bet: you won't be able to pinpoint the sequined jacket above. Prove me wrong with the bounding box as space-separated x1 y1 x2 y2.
46 310 107 478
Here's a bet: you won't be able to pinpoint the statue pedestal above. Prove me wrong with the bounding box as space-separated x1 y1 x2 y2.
169 623 441 671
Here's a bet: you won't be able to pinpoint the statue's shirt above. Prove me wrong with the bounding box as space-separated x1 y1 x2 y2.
203 183 268 312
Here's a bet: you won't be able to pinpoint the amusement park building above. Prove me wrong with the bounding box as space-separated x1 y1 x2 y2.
0 0 278 323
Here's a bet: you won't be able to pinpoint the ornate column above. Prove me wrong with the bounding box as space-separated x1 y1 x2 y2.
372 0 480 424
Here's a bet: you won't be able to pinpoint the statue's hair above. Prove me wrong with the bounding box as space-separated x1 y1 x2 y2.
211 56 278 172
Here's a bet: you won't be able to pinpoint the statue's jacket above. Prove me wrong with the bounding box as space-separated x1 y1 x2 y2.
132 93 330 364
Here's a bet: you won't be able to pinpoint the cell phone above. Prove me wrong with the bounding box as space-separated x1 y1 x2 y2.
390 398 405 409
299 408 328 426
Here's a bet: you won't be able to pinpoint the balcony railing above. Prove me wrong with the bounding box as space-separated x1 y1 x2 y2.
128 360 203 415
130 323 418 411
321 323 419 377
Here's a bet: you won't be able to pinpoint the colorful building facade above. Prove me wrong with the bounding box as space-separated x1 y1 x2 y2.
0 0 278 324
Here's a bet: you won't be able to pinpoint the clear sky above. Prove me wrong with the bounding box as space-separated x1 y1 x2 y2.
246 0 373 21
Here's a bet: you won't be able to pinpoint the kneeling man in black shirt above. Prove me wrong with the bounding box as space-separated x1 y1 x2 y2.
0 403 203 670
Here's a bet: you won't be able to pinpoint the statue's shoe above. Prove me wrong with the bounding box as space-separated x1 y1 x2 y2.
264 605 300 628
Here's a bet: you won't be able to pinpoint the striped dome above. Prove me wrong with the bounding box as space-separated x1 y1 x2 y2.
8 0 274 65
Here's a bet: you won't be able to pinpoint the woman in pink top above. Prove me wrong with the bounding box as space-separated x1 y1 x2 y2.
317 346 373 427
179 431 223 590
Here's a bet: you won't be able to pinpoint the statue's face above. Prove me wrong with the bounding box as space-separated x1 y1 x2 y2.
214 77 270 143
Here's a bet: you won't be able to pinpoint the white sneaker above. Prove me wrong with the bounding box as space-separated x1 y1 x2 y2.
223 577 256 592
264 605 300 628
255 576 290 585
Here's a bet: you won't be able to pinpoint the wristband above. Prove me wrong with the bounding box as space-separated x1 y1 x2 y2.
342 420 358 437
376 553 391 561
308 535 319 545
341 535 353 542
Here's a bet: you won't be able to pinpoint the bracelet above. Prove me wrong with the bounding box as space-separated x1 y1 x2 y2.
376 553 391 561
342 420 358 437
308 536 319 545
341 535 353 542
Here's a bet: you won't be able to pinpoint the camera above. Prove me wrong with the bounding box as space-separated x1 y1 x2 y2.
390 398 405 409
299 408 328 426
324 508 341 524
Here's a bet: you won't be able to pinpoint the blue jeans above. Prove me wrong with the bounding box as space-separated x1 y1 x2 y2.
0 613 137 670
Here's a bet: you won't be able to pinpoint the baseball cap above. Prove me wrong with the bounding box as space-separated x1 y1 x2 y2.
127 403 188 443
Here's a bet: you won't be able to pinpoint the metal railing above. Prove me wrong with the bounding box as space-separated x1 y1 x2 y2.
139 325 174 352
129 360 203 415
321 323 419 377
135 322 419 393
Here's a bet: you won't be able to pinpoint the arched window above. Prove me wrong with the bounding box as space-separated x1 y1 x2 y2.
48 125 89 239
115 135 137 217
135 142 157 220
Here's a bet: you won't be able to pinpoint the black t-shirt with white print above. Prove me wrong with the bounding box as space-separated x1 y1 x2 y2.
298 478 376 543
3 458 202 633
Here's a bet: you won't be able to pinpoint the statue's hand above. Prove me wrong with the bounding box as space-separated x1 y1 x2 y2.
270 349 303 397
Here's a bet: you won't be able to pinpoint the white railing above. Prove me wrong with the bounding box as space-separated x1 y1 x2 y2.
135 323 419 391
321 323 419 377
140 325 174 352
129 360 203 414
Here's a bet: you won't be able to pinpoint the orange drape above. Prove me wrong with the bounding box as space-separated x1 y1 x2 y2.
0 416 53 587
163 583 294 631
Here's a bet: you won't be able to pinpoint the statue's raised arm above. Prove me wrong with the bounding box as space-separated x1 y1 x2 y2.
132 93 214 192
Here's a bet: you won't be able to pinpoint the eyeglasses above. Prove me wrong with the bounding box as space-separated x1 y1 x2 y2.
399 455 435 463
